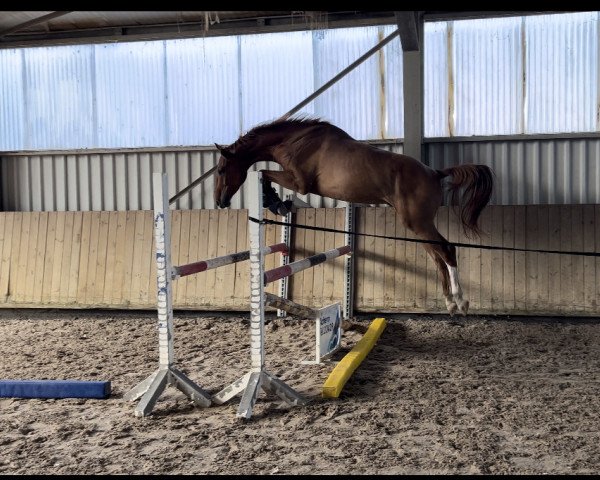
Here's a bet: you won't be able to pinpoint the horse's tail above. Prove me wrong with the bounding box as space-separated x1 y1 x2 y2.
437 164 494 238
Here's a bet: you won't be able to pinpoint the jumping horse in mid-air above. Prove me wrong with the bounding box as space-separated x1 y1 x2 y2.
214 117 494 316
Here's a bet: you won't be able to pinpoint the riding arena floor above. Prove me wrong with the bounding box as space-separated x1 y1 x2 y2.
0 308 599 475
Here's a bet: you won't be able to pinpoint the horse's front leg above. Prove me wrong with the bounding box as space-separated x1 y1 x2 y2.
260 171 298 216
261 169 313 216
261 169 308 194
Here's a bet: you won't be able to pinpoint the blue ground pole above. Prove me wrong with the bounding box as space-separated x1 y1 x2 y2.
0 380 111 399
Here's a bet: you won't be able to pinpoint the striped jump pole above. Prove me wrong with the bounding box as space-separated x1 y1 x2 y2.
174 243 288 279
212 171 308 418
124 172 213 417
264 245 351 285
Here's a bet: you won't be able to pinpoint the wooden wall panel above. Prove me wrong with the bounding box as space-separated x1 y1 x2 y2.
0 205 598 316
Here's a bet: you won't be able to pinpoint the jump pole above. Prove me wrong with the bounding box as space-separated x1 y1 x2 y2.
174 242 288 279
212 171 308 419
0 379 110 399
124 172 213 417
263 245 351 285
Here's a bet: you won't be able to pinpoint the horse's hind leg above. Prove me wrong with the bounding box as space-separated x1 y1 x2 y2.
441 245 469 316
425 246 457 315
415 225 469 316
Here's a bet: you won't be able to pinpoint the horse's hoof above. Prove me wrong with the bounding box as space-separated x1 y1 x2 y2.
277 200 293 216
446 302 458 316
267 202 282 216
457 299 469 316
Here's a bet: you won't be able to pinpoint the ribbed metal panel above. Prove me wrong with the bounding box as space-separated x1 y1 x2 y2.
452 16 522 136
3 139 600 211
165 36 240 146
2 15 600 152
382 24 403 139
0 144 405 212
240 31 314 131
424 21 449 138
0 150 217 211
0 49 24 151
95 41 166 148
313 26 381 139
426 138 600 205
0 138 590 210
23 45 95 150
525 12 598 134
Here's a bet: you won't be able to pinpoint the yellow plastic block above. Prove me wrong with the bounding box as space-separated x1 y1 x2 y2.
322 317 387 398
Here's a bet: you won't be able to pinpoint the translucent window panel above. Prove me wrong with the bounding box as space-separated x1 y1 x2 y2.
166 36 240 146
452 16 522 136
0 49 24 151
313 26 381 139
23 45 95 150
95 41 166 148
382 24 404 139
424 21 449 138
240 31 314 132
525 12 598 134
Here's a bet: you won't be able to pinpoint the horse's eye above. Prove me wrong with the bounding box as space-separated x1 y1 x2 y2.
217 168 224 176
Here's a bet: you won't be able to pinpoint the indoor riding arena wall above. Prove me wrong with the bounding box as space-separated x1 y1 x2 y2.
0 205 598 316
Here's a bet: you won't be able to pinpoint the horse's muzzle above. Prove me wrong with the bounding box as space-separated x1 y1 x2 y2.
217 193 231 208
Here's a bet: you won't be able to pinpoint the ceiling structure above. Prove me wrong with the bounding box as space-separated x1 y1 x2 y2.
0 11 547 49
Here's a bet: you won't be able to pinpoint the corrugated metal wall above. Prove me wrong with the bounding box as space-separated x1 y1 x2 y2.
166 36 241 146
1 13 598 152
3 138 600 211
423 21 449 138
0 26 403 152
426 138 600 205
240 31 315 130
451 16 523 136
525 12 599 134
0 49 24 152
0 144 402 211
423 11 599 137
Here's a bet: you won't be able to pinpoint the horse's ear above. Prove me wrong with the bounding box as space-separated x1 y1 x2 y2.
215 143 234 159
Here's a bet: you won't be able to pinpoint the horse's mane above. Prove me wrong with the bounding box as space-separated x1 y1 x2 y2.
228 116 351 154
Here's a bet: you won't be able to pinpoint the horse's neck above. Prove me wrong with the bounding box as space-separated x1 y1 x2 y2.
240 128 301 169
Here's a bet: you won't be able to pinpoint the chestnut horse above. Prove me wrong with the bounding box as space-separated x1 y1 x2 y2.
214 117 494 316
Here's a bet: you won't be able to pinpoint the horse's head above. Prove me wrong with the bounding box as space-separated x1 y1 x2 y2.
213 143 248 208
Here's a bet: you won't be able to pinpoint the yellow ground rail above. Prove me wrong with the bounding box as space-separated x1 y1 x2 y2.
322 317 387 398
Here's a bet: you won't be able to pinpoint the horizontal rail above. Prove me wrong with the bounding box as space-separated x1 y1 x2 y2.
263 245 351 285
174 242 288 279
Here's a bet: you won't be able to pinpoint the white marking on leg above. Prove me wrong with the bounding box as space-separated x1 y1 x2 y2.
446 263 469 315
446 265 462 297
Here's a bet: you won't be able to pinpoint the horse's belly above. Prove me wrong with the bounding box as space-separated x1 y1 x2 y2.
313 174 387 204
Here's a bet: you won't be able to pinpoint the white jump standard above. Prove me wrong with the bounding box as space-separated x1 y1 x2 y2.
124 173 212 417
125 173 289 417
212 171 352 419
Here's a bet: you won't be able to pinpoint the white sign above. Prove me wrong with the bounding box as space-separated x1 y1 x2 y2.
316 303 342 362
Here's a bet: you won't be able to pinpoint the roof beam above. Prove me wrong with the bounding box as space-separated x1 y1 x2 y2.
0 11 73 39
0 11 395 48
394 11 420 51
